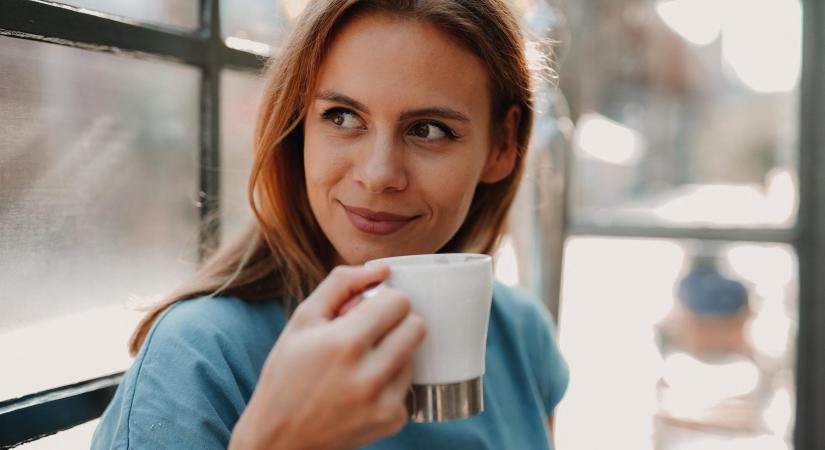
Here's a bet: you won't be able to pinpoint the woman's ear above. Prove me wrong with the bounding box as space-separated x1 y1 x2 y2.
480 105 521 184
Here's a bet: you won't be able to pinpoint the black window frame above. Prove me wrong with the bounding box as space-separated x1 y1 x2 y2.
1 0 824 448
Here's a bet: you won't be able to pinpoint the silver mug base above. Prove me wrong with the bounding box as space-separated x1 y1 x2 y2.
406 377 483 423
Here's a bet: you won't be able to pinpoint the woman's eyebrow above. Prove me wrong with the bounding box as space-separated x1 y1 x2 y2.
316 90 370 114
399 107 470 123
316 90 470 123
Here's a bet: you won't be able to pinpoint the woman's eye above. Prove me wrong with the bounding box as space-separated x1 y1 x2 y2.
323 108 362 129
409 122 453 140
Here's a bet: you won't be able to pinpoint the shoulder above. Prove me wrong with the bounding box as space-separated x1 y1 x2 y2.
91 297 287 449
149 296 287 348
491 282 560 353
157 295 286 332
138 295 288 391
491 281 556 331
138 295 288 382
491 282 569 413
140 295 289 385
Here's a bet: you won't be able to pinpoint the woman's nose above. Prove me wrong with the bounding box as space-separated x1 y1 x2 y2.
352 132 409 193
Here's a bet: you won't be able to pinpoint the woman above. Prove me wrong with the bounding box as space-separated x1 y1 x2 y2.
92 1 568 449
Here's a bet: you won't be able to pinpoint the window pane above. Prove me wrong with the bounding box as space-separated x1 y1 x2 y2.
563 0 800 229
220 0 298 53
556 237 797 449
52 0 198 29
0 37 200 400
220 70 266 244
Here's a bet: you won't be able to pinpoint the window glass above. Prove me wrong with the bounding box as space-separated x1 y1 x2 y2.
220 0 297 54
562 0 801 229
556 237 797 449
0 37 200 400
220 70 266 244
52 0 198 29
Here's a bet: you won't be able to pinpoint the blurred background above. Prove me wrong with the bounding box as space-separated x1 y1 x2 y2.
0 0 818 448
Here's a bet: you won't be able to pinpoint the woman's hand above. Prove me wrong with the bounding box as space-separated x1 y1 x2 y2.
229 265 426 450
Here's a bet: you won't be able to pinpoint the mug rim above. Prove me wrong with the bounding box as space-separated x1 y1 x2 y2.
365 253 491 269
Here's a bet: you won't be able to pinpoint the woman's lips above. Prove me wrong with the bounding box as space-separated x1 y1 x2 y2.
341 203 419 235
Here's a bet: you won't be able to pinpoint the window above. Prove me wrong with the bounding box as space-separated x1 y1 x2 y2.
0 0 264 446
550 0 825 449
0 35 201 403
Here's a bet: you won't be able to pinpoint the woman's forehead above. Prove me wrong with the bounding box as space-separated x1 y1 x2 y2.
314 13 491 119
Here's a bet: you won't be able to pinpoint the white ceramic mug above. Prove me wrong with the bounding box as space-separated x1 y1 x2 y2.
365 253 493 421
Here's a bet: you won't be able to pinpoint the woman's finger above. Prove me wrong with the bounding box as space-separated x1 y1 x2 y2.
381 360 413 406
359 313 426 384
336 297 360 316
338 288 413 347
362 362 412 439
299 265 390 320
335 284 383 317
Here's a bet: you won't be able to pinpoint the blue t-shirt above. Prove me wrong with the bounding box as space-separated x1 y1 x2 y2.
92 282 568 449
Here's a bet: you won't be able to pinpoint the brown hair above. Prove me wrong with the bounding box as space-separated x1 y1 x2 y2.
129 0 538 355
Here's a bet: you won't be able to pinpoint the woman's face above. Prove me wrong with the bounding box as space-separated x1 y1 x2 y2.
304 13 515 265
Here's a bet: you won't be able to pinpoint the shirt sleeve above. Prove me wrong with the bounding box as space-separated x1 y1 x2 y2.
91 298 271 450
525 299 569 415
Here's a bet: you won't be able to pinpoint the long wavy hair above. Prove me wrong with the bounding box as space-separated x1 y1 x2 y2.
129 0 538 355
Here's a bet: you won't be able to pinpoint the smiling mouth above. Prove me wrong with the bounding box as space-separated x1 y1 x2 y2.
340 202 419 235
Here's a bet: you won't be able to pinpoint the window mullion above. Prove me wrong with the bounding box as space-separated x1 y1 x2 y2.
198 0 222 260
795 0 825 448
